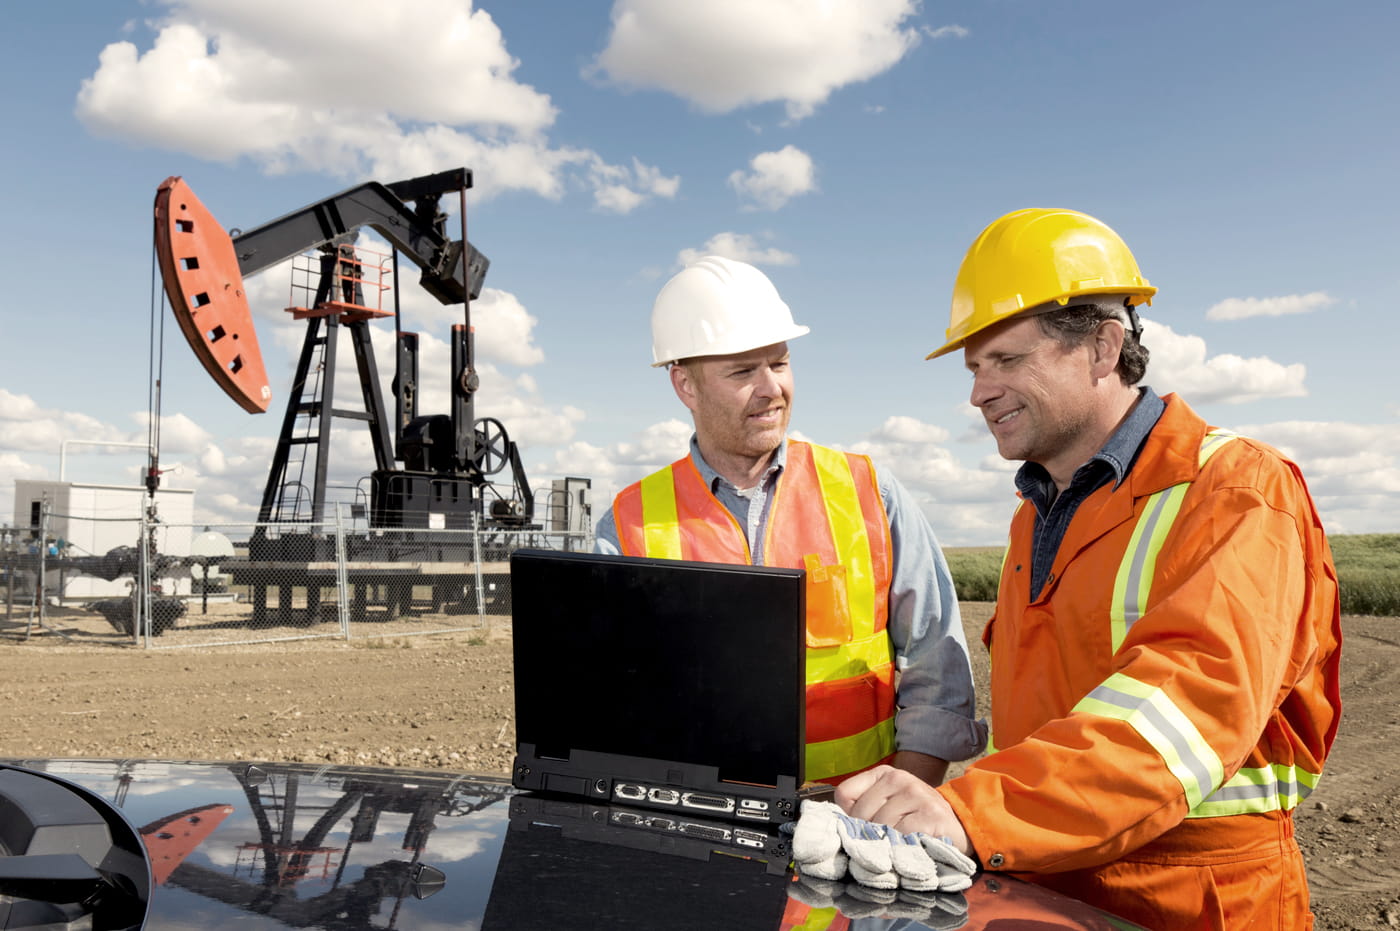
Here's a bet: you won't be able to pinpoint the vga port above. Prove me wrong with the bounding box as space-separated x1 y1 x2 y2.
645 817 677 831
647 788 681 805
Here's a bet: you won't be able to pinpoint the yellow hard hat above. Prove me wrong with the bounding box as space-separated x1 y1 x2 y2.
926 208 1156 360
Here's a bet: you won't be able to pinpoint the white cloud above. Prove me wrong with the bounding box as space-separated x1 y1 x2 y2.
0 390 131 455
922 25 969 40
398 285 546 369
589 156 681 214
1205 291 1336 322
728 145 816 211
470 290 547 367
76 1 677 211
677 233 797 268
842 415 1007 509
1141 320 1307 404
538 418 692 508
134 412 213 455
0 453 50 513
592 0 922 120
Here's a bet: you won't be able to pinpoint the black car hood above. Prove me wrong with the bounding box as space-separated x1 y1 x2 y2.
1 758 1144 930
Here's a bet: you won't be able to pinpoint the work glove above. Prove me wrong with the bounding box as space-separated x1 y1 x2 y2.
790 799 976 893
789 869 969 929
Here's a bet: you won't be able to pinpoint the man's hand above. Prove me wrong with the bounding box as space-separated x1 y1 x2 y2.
835 764 974 859
790 800 975 893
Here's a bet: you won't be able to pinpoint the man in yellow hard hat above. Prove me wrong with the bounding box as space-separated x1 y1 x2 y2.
594 255 987 787
832 209 1343 928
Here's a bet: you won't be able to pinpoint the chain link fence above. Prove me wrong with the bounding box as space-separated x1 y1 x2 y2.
1 506 590 649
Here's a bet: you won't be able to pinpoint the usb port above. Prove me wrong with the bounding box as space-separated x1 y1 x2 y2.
681 792 735 813
648 788 680 805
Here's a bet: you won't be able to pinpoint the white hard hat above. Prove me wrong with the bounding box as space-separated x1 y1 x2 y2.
650 255 810 366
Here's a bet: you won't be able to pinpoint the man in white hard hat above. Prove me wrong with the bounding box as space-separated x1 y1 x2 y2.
594 255 986 786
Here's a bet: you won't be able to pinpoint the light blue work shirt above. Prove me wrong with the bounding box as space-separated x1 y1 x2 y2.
594 436 987 764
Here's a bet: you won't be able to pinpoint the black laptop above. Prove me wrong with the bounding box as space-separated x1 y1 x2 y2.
508 549 817 825
481 793 792 930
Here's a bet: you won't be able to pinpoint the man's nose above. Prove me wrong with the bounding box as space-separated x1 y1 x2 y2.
969 370 1001 409
756 366 783 396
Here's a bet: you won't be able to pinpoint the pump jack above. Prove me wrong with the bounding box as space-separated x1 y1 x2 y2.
153 168 535 562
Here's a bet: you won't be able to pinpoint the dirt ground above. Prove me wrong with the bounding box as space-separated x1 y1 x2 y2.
2 603 1397 929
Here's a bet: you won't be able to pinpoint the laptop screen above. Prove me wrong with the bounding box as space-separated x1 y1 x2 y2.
509 549 806 790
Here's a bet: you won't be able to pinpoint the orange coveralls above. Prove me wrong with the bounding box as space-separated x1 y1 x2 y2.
938 394 1342 928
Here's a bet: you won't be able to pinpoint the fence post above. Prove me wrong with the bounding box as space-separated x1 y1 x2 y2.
28 502 50 638
473 513 486 623
137 508 150 647
334 504 351 640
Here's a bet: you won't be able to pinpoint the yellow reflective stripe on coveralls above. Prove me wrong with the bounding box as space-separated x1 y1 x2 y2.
1187 762 1321 818
809 444 877 640
1092 428 1320 818
1074 672 1226 811
1109 430 1238 652
639 468 682 559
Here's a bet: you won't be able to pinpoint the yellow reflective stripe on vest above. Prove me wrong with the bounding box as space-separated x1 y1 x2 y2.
1109 430 1238 652
1186 761 1322 818
807 717 896 781
1074 672 1225 811
809 444 876 640
805 631 893 684
639 467 683 559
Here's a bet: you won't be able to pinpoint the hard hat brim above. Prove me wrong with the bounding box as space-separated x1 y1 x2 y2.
651 323 810 367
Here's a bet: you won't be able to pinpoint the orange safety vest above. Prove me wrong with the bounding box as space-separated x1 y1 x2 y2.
778 896 851 931
612 440 896 783
939 394 1342 929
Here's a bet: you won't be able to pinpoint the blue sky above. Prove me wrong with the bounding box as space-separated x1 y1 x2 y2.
1 0 1396 545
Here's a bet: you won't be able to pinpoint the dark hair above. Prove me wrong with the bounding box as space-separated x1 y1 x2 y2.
1036 300 1150 385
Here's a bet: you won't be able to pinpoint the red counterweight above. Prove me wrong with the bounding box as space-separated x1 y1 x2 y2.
154 176 272 413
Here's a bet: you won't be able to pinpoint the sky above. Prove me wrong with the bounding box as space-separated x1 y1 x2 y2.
1 0 1397 546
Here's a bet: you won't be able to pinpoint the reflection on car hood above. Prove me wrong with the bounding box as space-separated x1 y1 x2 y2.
1 758 1145 930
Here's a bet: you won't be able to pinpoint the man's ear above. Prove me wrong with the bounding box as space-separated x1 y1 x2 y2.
1090 319 1125 381
670 362 699 412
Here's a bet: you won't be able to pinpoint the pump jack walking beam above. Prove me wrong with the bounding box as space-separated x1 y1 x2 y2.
153 169 488 415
